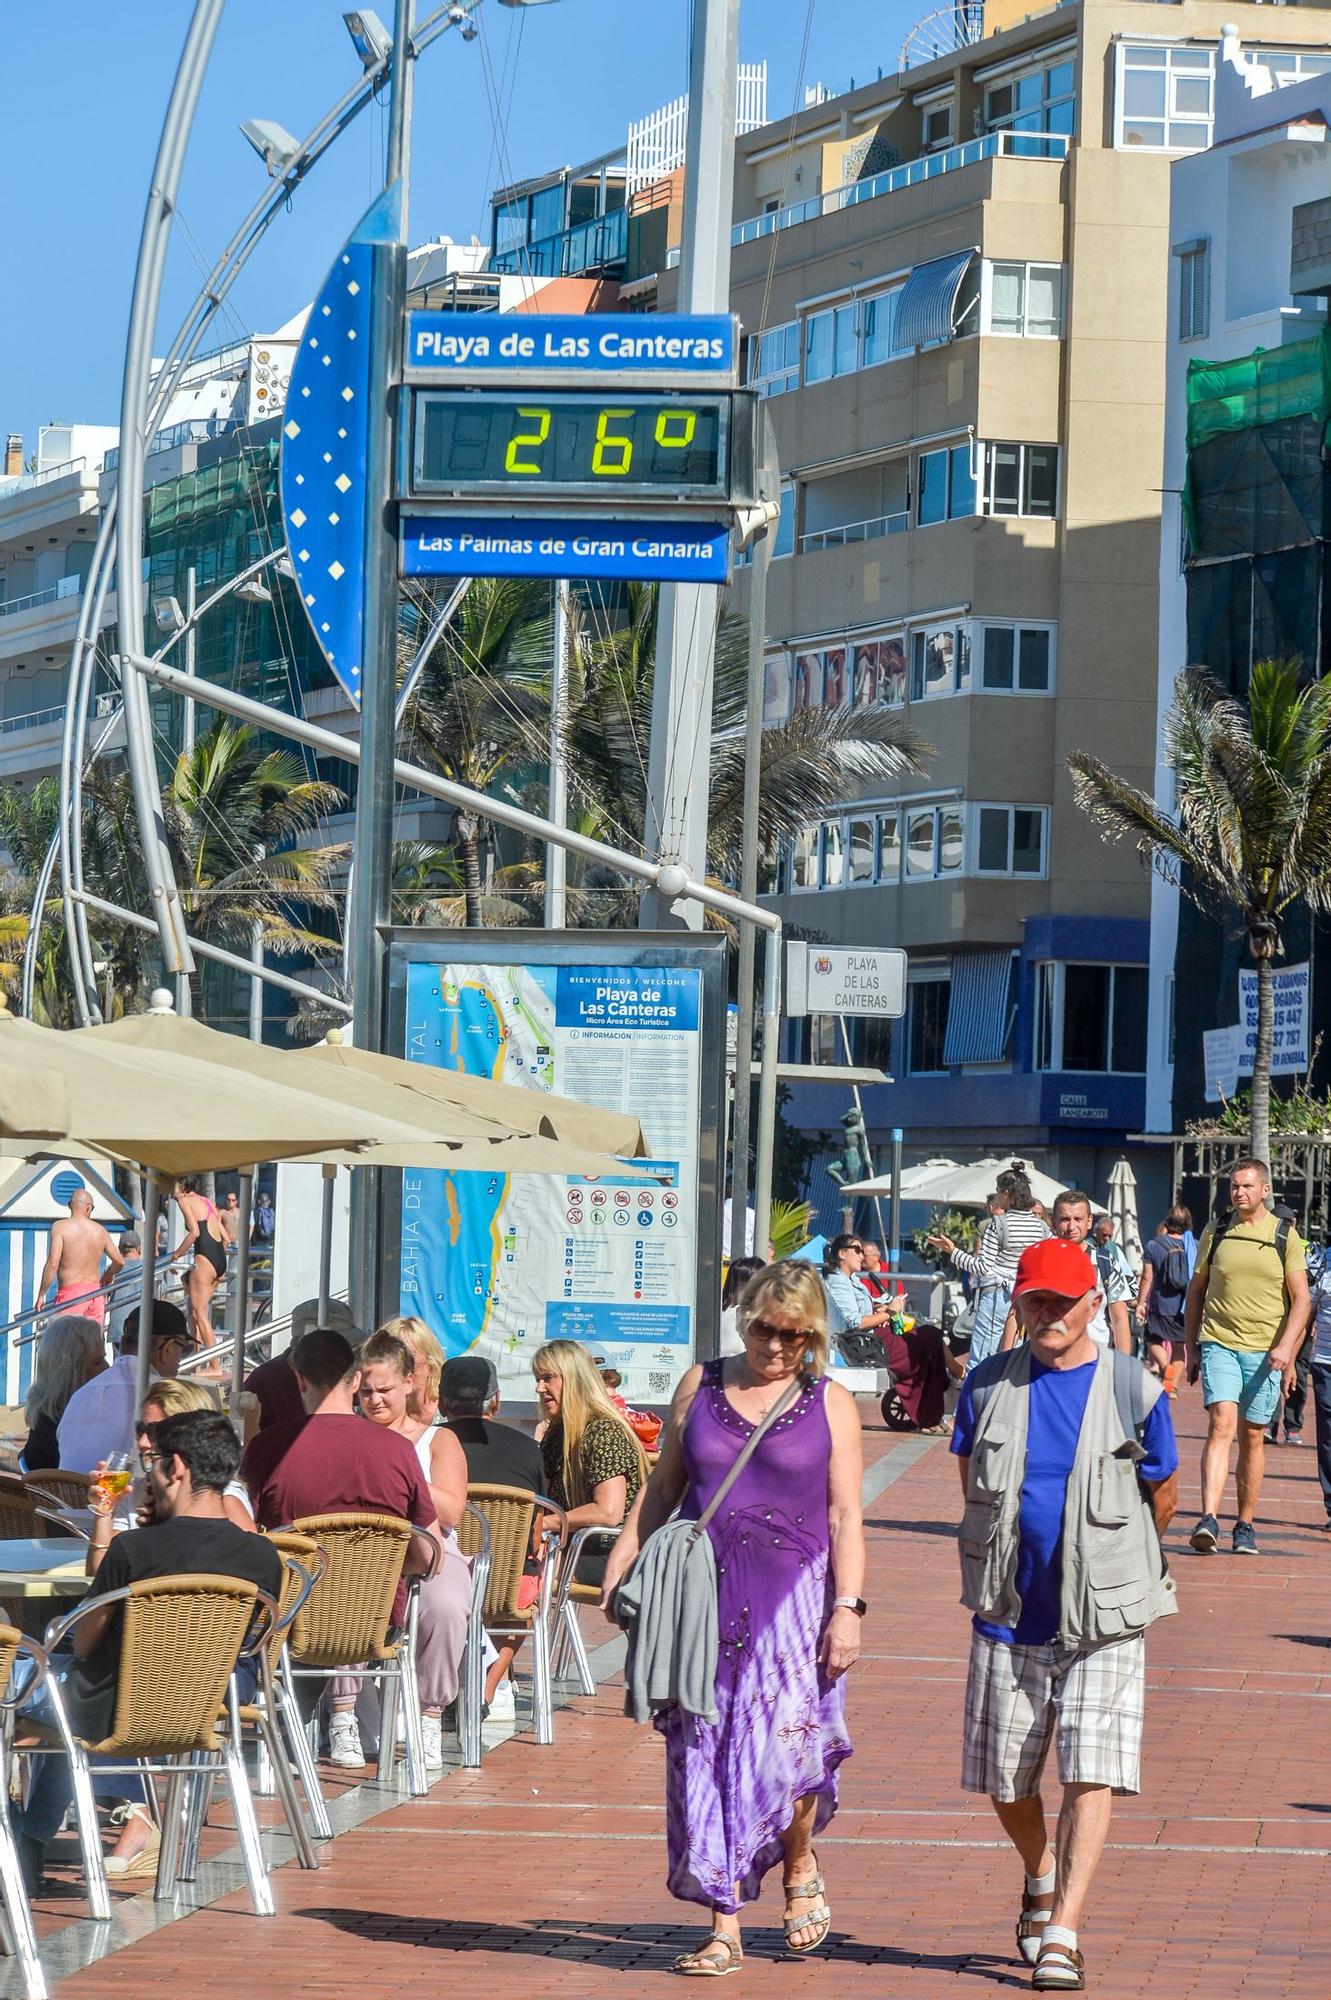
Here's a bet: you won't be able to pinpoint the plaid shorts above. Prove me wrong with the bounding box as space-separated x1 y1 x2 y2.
961 1628 1145 1801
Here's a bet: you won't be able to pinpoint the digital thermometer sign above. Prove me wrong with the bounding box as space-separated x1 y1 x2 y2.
409 390 734 501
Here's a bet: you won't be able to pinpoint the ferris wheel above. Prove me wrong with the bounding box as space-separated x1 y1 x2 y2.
899 2 985 72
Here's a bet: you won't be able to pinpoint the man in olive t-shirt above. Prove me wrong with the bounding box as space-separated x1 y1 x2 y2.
1184 1158 1310 1557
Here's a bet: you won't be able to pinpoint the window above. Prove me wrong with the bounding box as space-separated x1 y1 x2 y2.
1261 48 1331 89
904 803 963 878
975 804 1048 876
916 444 976 525
908 977 951 1075
791 827 818 889
805 302 857 383
774 485 795 560
1034 962 1149 1073
853 1015 895 1072
821 821 844 887
751 320 800 397
984 58 1076 139
1176 239 1210 342
979 443 1058 519
809 1015 839 1065
877 810 901 881
922 100 954 151
1116 44 1213 153
987 262 1063 338
848 818 875 883
861 287 905 368
910 623 971 701
980 622 1054 693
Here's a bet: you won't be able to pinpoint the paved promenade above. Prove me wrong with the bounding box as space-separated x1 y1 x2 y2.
13 1390 1331 1998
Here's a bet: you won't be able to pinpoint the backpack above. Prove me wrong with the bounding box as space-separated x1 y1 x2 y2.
1156 1238 1191 1295
1207 1213 1292 1299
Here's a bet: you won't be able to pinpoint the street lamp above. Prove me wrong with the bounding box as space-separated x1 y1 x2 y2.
152 594 186 634
343 9 392 68
239 119 302 179
235 577 273 603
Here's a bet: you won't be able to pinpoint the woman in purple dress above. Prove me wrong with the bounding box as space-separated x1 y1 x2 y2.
604 1260 865 1975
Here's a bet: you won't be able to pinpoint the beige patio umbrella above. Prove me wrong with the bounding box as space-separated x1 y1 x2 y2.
300 1030 649 1158
0 1054 70 1143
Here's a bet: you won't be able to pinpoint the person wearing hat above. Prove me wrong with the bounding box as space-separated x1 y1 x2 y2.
952 1237 1179 1993
441 1352 545 1719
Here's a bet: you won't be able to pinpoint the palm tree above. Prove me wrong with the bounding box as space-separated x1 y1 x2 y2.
1069 660 1331 1165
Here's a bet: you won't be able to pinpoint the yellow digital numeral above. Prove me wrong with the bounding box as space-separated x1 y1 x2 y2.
592 408 634 476
504 407 551 476
654 409 697 451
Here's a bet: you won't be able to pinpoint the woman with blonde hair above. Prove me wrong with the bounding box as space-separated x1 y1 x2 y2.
22 1316 106 1471
602 1260 864 1974
378 1314 445 1423
531 1338 647 1589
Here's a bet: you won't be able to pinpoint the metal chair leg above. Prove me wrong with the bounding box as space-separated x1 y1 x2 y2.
65 1748 111 1923
222 1739 274 1918
155 1770 186 1899
458 1629 483 1769
277 1685 333 1840
398 1651 427 1798
561 1600 597 1698
0 1809 47 1999
257 1708 317 1871
177 1754 212 1882
532 1611 554 1747
376 1672 398 1785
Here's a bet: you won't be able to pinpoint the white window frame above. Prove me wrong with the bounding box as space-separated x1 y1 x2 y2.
804 301 858 384
972 802 1049 878
978 620 1056 695
1033 960 1150 1074
909 620 972 702
1114 43 1215 155
978 442 1059 519
749 319 800 397
983 57 1076 137
915 443 978 526
922 100 954 151
982 260 1064 339
1175 238 1210 343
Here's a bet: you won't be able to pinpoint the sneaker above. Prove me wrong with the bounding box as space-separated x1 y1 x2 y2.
1190 1513 1219 1554
421 1714 444 1771
328 1713 366 1768
1232 1521 1259 1556
1285 1430 1306 1446
485 1676 517 1724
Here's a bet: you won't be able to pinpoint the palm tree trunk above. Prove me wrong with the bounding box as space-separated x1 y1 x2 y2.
458 816 483 928
1249 948 1275 1168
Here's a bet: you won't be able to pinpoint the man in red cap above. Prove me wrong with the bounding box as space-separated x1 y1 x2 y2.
952 1237 1179 1993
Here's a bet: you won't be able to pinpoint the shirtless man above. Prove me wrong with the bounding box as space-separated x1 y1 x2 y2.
35 1191 124 1327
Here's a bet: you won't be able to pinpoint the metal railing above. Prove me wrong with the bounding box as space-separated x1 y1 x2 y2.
9 1270 189 1350
800 509 908 552
732 129 1070 247
0 455 90 501
0 574 84 618
0 702 69 738
491 202 629 278
103 416 238 474
177 1286 346 1381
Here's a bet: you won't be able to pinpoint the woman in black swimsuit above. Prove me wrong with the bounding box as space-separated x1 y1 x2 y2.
170 1176 226 1353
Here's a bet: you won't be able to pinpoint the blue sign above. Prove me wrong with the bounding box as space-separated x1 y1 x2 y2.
404 311 737 382
400 513 731 583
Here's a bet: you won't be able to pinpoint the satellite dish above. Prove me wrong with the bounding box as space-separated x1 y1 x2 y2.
900 1 984 71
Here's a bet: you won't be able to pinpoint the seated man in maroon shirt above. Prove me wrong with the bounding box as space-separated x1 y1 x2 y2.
240 1325 439 1767
243 1298 360 1433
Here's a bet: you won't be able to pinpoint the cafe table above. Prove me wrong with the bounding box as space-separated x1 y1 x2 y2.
0 1539 88 1637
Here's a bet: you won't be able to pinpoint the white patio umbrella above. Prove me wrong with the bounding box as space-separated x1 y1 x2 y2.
855 1155 1069 1210
839 1157 961 1198
1106 1158 1145 1269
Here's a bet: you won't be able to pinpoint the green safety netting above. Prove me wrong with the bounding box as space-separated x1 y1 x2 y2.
1185 331 1331 452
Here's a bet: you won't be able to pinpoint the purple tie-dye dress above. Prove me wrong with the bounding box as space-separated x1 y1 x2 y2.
656 1359 852 1912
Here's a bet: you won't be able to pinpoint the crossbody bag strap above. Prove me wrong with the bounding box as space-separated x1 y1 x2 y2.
689 1373 805 1542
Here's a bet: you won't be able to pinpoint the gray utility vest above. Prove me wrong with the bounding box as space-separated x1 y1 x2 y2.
958 1345 1179 1649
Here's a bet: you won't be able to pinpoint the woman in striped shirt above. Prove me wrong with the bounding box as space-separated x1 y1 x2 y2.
926 1165 1050 1371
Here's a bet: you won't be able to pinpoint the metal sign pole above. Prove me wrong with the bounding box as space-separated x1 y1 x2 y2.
545 586 569 928
640 0 738 928
347 0 413 1332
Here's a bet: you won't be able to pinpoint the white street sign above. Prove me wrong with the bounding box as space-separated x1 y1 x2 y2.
785 942 907 1018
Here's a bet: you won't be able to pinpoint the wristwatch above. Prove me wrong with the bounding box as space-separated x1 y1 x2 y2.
832 1595 868 1616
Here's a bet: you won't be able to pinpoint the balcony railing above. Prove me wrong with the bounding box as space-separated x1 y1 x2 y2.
800 510 908 553
0 455 91 502
491 202 629 279
103 416 239 474
0 702 68 738
732 130 1070 248
0 574 84 618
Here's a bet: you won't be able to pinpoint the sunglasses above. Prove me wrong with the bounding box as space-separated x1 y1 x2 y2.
745 1318 812 1347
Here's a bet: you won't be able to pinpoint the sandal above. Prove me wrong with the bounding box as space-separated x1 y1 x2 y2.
673 1933 743 1978
1016 1886 1054 1966
1032 1942 1085 1991
782 1857 831 1955
104 1801 161 1879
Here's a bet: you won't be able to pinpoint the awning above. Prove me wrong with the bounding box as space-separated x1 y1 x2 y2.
894 248 977 351
942 951 1015 1066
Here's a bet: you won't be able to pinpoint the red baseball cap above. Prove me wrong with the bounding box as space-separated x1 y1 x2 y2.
1011 1238 1099 1302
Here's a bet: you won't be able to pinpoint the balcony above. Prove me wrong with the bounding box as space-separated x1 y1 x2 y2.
731 130 1069 250
103 417 238 475
800 511 907 553
491 203 629 279
0 574 84 620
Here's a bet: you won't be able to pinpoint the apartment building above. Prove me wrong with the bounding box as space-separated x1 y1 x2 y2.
1152 34 1331 1139
632 0 1331 1215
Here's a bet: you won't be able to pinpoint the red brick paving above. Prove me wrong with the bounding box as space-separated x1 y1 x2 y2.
26 1391 1331 1996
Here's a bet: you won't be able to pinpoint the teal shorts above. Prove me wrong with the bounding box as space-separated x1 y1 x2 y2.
1199 1340 1281 1427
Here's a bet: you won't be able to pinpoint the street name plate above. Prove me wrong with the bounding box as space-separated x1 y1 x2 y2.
785 942 907 1018
404 311 739 387
400 514 731 583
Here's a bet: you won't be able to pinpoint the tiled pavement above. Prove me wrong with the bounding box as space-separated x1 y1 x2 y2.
14 1391 1331 1997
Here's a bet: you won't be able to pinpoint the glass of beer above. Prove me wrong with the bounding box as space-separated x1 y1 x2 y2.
93 1452 133 1505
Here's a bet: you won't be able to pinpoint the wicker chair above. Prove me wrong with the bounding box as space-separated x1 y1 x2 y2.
31 1574 280 1922
23 1472 93 1513
284 1512 437 1798
0 1624 52 1999
454 1485 565 1746
0 1474 40 1539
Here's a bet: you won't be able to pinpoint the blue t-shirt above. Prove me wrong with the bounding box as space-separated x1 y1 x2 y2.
951 1357 1178 1646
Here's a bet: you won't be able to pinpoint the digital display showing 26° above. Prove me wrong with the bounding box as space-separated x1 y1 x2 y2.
412 390 729 499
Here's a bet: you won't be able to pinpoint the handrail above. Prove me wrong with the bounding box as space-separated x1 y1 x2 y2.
177 1289 349 1380
10 1269 188 1348
801 510 908 552
0 455 89 499
731 129 1070 246
0 575 84 618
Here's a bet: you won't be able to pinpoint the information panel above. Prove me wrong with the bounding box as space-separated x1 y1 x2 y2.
385 933 727 1406
412 390 729 500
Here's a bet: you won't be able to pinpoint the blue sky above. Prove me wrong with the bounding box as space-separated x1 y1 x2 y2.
2 0 914 451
